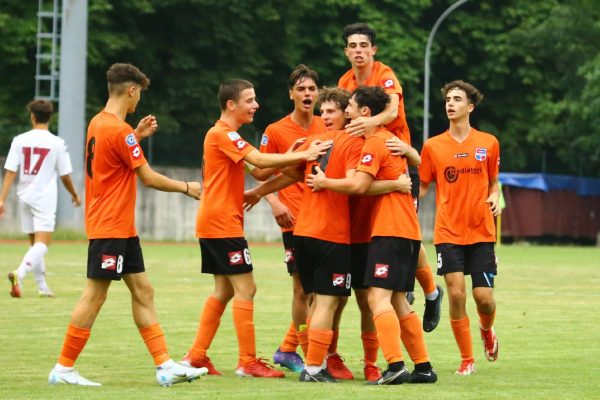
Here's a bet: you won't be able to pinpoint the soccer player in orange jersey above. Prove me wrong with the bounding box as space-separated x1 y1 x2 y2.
419 80 500 376
250 65 325 372
338 23 443 332
181 79 331 378
308 86 437 385
48 63 208 387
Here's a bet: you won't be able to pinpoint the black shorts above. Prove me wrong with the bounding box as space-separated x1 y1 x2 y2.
293 235 351 297
200 237 253 275
350 243 369 290
364 237 420 292
87 236 145 280
435 242 497 280
282 231 297 274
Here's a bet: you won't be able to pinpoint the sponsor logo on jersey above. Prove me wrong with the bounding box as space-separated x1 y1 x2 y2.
444 166 482 183
374 263 389 278
260 134 268 146
332 274 346 287
101 255 117 271
227 132 241 141
475 147 487 161
126 133 137 146
360 153 374 166
131 145 141 159
382 79 395 89
284 248 295 263
454 152 468 158
228 251 244 265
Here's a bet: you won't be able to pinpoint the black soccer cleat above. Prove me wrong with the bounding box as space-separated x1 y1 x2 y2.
299 369 338 383
423 285 444 332
408 367 437 384
366 366 410 385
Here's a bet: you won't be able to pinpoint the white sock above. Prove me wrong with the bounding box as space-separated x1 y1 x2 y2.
305 365 321 375
54 363 73 372
34 256 50 292
425 288 439 301
17 242 48 280
157 359 176 369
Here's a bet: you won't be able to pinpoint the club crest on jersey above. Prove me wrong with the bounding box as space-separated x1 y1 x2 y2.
101 255 117 271
360 153 374 166
227 132 241 141
475 148 487 161
284 248 295 263
374 264 389 278
382 79 395 89
260 134 268 146
126 133 138 146
228 251 244 265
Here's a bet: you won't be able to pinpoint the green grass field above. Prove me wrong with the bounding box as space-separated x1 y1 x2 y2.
0 240 599 399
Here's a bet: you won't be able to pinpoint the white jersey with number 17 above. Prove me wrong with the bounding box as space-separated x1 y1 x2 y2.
4 129 73 211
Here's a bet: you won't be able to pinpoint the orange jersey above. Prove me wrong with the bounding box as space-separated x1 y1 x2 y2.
260 115 326 232
293 130 363 244
419 128 500 245
196 120 256 238
85 110 147 239
356 128 421 240
338 61 411 144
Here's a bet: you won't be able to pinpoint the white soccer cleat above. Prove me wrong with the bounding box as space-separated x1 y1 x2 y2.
48 366 101 386
156 362 208 387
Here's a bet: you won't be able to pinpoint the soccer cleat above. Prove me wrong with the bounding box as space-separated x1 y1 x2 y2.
273 347 304 373
8 271 21 298
363 364 382 382
423 284 444 332
180 353 223 375
408 367 438 383
480 326 499 361
406 291 415 305
235 358 285 378
48 366 101 386
299 369 338 383
367 366 410 385
326 353 353 380
156 362 208 387
455 360 476 376
38 289 54 298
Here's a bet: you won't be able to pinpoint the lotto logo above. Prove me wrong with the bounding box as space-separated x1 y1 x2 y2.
374 264 389 278
101 255 117 271
383 79 395 89
235 139 248 150
360 153 374 166
131 145 141 159
284 249 295 263
228 251 244 265
332 274 346 287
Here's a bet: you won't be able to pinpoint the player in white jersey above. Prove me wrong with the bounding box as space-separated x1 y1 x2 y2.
0 99 81 298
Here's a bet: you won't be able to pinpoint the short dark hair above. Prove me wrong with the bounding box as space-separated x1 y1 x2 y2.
106 63 150 94
441 80 483 106
288 64 319 90
27 99 53 123
352 86 390 116
317 87 351 112
343 22 376 46
218 79 254 111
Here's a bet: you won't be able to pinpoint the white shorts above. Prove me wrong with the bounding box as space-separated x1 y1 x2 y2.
19 201 56 233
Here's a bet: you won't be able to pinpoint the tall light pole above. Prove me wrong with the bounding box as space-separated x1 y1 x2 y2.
423 0 470 144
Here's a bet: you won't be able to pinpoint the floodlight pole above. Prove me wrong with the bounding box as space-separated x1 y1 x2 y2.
423 0 470 144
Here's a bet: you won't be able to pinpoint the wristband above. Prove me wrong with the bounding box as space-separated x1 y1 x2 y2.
184 182 189 194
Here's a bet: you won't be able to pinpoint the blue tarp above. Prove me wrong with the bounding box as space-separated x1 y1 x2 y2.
498 173 600 197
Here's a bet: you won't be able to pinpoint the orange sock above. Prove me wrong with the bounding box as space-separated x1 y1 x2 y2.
327 329 339 354
297 327 309 357
189 296 226 361
373 310 403 364
478 309 496 331
399 312 429 364
280 321 299 353
139 323 170 366
450 316 474 362
233 299 256 365
306 328 333 367
57 324 90 367
416 266 436 296
361 331 379 366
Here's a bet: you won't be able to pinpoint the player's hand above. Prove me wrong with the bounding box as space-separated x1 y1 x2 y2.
486 192 501 216
135 115 158 140
243 188 261 211
304 139 332 161
395 174 412 193
306 165 326 191
269 198 295 229
71 193 82 207
185 182 202 200
0 200 5 219
286 137 307 153
345 116 378 137
386 136 411 156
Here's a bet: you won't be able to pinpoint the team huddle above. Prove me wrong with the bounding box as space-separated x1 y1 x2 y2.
1 22 500 387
